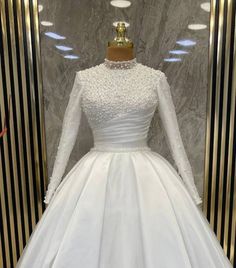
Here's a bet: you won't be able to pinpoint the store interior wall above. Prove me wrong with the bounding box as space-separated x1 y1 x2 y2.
38 0 210 199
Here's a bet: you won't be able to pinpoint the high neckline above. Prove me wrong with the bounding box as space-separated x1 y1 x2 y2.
103 58 137 70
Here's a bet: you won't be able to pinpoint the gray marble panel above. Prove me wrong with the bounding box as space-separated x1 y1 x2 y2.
39 0 209 199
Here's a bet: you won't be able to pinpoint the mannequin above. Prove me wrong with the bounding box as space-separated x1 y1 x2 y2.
106 22 135 61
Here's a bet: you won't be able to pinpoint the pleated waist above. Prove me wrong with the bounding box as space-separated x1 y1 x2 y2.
90 140 151 152
91 106 156 152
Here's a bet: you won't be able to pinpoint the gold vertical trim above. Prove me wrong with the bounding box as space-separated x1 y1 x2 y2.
14 0 33 242
223 0 236 255
230 164 236 263
210 0 225 229
227 15 236 262
0 0 48 266
5 0 28 254
32 0 48 196
0 0 18 264
204 0 236 263
17 0 37 229
0 64 11 265
203 0 216 214
0 232 3 267
217 0 233 240
24 0 43 218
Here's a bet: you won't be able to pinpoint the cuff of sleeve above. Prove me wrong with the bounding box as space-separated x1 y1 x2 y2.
182 181 203 206
194 196 203 206
44 189 56 204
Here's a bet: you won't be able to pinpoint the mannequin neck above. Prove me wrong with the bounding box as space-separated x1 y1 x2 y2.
106 47 135 61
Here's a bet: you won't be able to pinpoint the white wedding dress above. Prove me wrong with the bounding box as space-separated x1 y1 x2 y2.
17 58 232 268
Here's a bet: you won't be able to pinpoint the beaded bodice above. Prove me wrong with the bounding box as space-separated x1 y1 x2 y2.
80 59 158 129
44 58 202 206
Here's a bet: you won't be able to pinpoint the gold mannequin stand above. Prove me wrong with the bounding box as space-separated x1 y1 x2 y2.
106 22 135 61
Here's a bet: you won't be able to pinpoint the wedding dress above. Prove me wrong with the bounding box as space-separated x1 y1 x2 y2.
16 58 232 268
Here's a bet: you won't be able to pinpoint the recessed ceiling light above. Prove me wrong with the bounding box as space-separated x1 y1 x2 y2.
64 55 79 59
188 24 207 30
201 2 210 12
38 4 43 12
169 50 189 55
41 21 53 26
113 21 130 27
176 39 196 46
45 32 66 40
110 1 131 8
164 58 182 62
55 45 73 51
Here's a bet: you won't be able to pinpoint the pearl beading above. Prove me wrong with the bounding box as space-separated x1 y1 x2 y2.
104 58 137 69
80 63 159 129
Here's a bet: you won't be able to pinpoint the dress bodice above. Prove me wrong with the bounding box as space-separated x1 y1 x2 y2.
80 61 158 129
80 60 159 150
44 58 202 206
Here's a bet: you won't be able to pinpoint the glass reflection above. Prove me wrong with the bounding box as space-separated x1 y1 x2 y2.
44 32 66 40
176 39 196 46
64 55 79 59
55 45 73 51
200 2 210 12
188 24 207 30
110 0 131 8
38 4 43 12
113 21 130 27
169 50 189 55
164 58 182 62
41 21 53 26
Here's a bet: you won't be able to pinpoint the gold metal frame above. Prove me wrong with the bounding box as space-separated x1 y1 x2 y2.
203 0 236 264
0 0 235 266
0 0 47 266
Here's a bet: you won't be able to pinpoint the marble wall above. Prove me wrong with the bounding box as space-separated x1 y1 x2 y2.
38 0 209 199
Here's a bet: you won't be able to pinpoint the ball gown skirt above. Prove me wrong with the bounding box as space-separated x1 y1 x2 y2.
16 148 232 268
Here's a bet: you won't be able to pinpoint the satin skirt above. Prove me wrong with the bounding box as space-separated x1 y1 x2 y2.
16 149 232 268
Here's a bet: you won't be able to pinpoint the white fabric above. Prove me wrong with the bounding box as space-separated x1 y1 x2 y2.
17 58 233 267
157 73 202 204
44 73 84 203
44 59 201 205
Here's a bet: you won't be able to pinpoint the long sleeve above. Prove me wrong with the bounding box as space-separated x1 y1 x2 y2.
44 71 83 204
156 71 202 205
